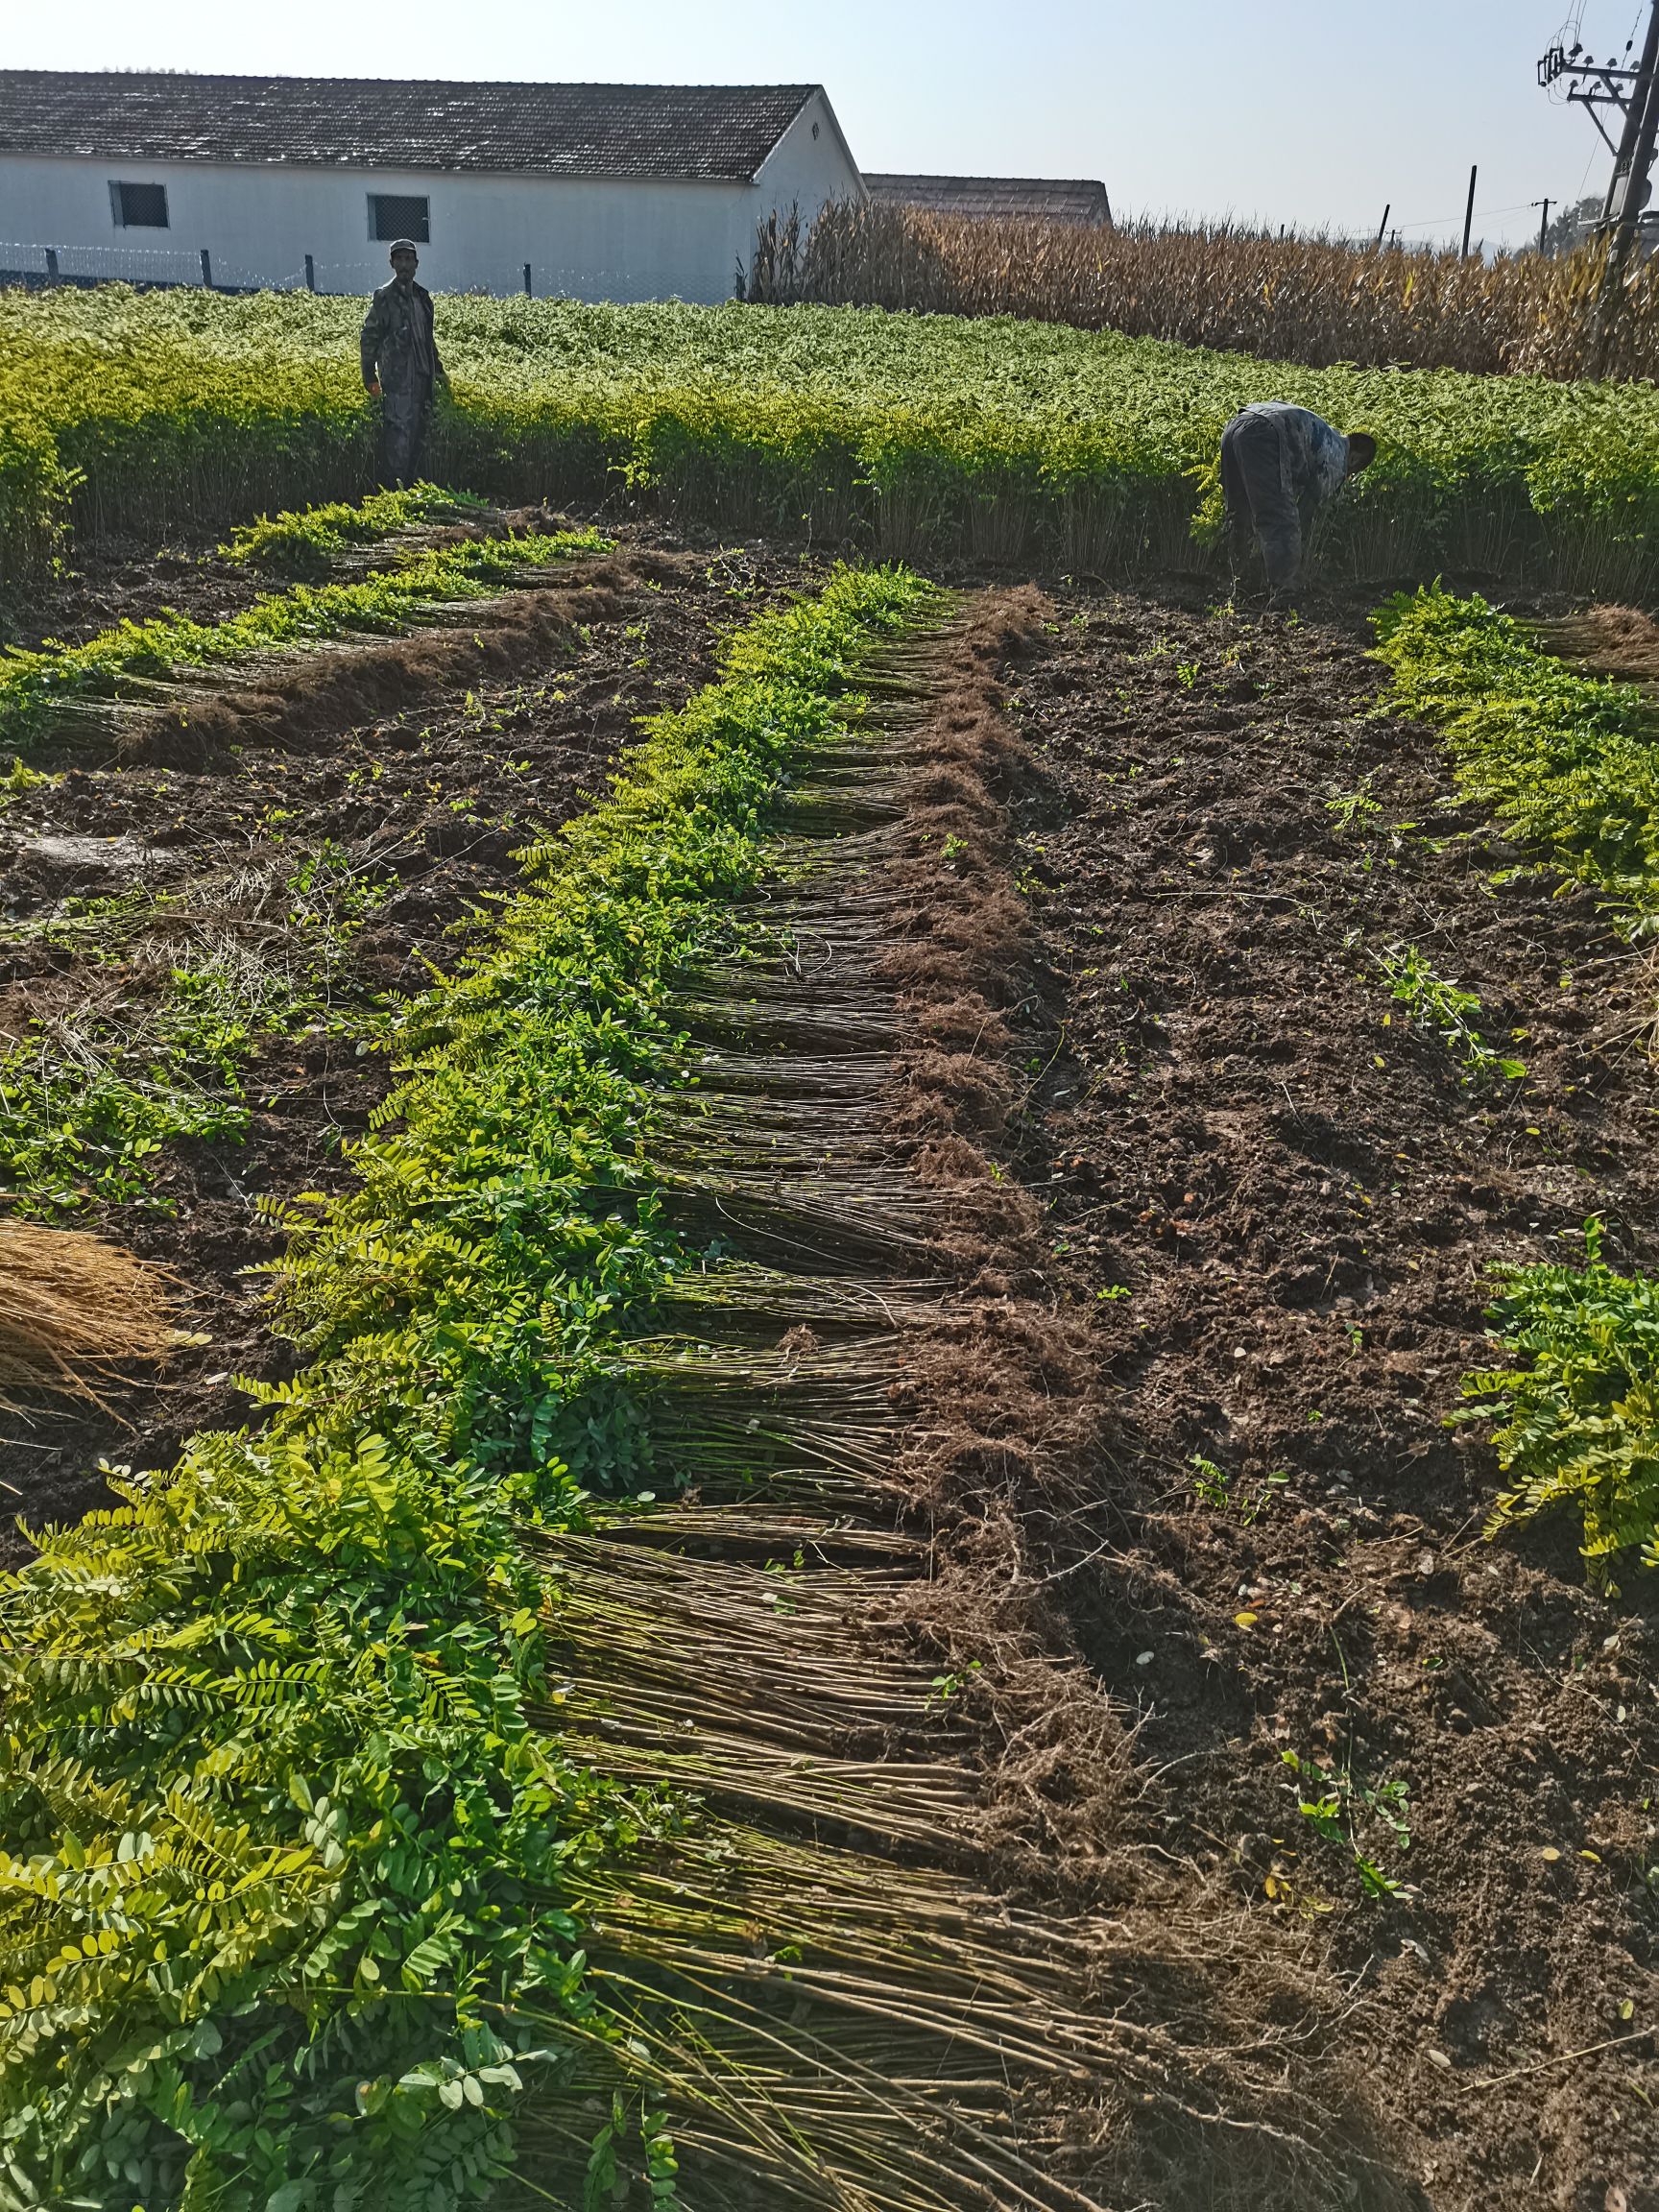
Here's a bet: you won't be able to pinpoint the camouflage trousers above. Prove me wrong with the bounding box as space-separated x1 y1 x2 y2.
377 386 432 489
1220 412 1308 592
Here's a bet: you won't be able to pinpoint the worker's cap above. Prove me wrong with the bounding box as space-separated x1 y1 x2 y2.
1346 431 1379 471
387 239 421 258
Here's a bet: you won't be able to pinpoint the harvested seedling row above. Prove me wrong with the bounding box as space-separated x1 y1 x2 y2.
0 521 615 752
0 570 1410 2212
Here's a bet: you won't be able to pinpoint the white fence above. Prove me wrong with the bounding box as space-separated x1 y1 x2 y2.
0 237 393 293
0 239 740 300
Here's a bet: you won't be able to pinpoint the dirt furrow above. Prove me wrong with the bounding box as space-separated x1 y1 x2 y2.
1004 584 1659 2212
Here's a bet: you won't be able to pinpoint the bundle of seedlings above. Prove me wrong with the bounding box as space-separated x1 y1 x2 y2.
221 483 499 579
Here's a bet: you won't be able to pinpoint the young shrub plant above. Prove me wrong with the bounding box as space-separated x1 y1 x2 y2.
1372 587 1659 936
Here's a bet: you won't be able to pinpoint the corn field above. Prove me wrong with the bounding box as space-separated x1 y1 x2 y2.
744 201 1659 382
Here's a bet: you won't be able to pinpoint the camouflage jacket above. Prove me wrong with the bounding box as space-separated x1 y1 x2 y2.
1231 403 1352 514
359 279 443 396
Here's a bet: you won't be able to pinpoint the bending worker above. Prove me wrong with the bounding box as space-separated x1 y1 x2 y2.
360 240 448 488
1220 402 1376 597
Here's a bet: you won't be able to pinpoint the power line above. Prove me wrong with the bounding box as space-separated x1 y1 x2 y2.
1390 198 1577 236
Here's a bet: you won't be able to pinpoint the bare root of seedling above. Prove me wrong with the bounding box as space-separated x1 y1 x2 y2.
0 1218 178 1404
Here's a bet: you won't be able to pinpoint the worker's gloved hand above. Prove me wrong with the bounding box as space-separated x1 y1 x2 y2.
365 379 381 397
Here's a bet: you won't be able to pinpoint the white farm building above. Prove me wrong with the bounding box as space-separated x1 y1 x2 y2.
0 70 863 301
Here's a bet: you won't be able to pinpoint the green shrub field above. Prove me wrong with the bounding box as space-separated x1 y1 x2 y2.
4 285 1659 605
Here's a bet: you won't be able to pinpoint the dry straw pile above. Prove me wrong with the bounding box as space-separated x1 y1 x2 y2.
748 202 1659 381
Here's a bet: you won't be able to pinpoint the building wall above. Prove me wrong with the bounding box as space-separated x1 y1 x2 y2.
755 90 866 228
0 112 861 300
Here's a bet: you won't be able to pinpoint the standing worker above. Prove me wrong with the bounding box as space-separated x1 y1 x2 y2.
1220 403 1376 598
360 240 448 488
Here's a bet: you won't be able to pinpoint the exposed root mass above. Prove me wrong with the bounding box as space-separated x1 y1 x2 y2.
0 1218 177 1403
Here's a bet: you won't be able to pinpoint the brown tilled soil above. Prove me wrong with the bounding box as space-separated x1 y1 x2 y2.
5 531 272 650
995 583 1659 2212
0 540 814 1544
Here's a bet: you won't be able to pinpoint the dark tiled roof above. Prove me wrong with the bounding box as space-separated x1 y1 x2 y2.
864 174 1112 226
0 71 820 180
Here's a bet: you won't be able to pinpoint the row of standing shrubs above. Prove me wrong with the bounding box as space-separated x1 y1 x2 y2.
6 285 1659 616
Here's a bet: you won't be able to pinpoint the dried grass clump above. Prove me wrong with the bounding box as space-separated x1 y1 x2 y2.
0 1219 177 1402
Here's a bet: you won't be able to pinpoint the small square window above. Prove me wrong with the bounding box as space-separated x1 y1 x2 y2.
369 194 430 244
110 180 169 228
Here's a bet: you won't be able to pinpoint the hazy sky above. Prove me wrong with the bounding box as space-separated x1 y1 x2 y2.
11 2 1641 248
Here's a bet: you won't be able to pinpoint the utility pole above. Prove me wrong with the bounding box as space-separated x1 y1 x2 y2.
1534 199 1552 253
1599 2 1659 373
1540 4 1659 183
1376 203 1391 248
1540 2 1659 367
1599 0 1659 228
1461 165 1479 257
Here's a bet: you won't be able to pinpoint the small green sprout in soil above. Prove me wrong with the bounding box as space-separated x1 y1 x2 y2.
928 1661 983 1705
0 754 49 808
1282 1749 1414 1902
1190 1455 1288 1524
1326 775 1384 832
